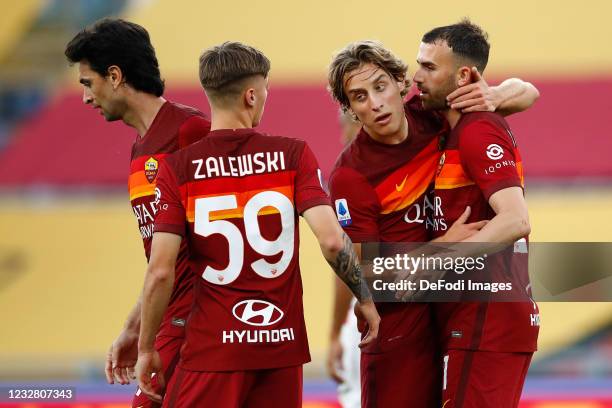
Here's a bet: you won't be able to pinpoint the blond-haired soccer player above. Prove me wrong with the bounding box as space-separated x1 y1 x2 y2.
135 42 380 408
327 40 538 407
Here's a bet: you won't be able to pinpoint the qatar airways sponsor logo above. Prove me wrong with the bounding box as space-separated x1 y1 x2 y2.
132 188 164 239
404 194 448 232
192 151 286 179
222 299 295 344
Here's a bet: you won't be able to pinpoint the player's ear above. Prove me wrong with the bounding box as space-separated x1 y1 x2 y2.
396 75 408 93
107 65 124 90
347 107 360 122
245 87 256 108
457 66 472 87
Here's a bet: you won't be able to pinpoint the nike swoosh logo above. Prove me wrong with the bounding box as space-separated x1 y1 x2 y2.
395 175 408 192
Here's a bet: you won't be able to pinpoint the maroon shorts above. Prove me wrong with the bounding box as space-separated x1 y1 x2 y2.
162 365 303 408
442 350 533 408
360 338 440 407
132 335 183 408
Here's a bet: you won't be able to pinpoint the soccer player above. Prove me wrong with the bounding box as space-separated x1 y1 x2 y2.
64 18 210 408
414 19 539 407
134 42 380 408
327 41 539 407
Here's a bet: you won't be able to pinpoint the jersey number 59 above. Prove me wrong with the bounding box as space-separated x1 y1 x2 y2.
194 191 294 285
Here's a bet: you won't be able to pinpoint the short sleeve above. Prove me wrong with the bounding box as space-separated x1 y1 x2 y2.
154 160 187 236
328 166 380 242
294 143 332 214
178 115 211 149
459 119 523 201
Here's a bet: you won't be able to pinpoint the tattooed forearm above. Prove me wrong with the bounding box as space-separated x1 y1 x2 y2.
326 232 372 302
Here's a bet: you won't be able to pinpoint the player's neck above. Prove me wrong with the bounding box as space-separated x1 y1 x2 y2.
209 108 254 131
365 115 409 145
443 108 461 129
122 93 166 137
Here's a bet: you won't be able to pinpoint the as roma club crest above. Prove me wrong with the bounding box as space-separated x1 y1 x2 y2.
144 157 159 183
436 152 446 177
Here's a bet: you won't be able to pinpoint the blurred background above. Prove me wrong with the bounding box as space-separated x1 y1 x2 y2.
0 0 611 406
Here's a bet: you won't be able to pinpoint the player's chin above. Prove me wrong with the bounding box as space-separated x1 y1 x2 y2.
103 113 122 122
421 96 445 111
376 119 402 136
418 96 433 110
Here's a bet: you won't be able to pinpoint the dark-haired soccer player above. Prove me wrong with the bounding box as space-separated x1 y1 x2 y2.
64 18 210 408
415 19 539 407
134 42 379 408
327 40 538 407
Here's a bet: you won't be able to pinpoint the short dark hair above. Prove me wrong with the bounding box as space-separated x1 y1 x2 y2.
328 40 409 113
422 18 490 73
64 18 164 96
199 42 270 105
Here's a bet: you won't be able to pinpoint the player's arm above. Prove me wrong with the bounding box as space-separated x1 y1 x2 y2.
492 78 539 116
330 241 362 338
304 206 369 302
447 67 539 115
105 296 142 385
303 205 379 347
433 206 488 243
122 297 142 337
135 231 181 403
462 187 530 243
459 117 529 243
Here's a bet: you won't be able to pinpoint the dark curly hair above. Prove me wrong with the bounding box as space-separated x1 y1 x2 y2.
65 18 164 96
422 18 490 73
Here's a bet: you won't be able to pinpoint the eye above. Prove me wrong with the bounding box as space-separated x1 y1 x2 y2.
375 83 386 91
354 93 366 102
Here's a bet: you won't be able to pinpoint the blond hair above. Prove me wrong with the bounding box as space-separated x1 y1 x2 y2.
328 40 409 112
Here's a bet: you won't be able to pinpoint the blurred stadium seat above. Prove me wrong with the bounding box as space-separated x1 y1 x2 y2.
0 0 41 61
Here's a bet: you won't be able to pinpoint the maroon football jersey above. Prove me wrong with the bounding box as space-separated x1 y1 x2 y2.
431 111 539 352
154 128 330 371
329 95 446 353
128 101 210 338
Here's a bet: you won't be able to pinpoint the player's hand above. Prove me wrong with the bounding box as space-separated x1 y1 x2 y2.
354 299 380 348
440 207 488 242
135 350 165 404
394 265 446 302
326 335 345 383
105 329 139 385
447 67 498 113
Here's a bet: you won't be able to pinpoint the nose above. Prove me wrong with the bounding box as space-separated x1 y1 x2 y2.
369 94 383 112
413 69 423 84
82 88 93 105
